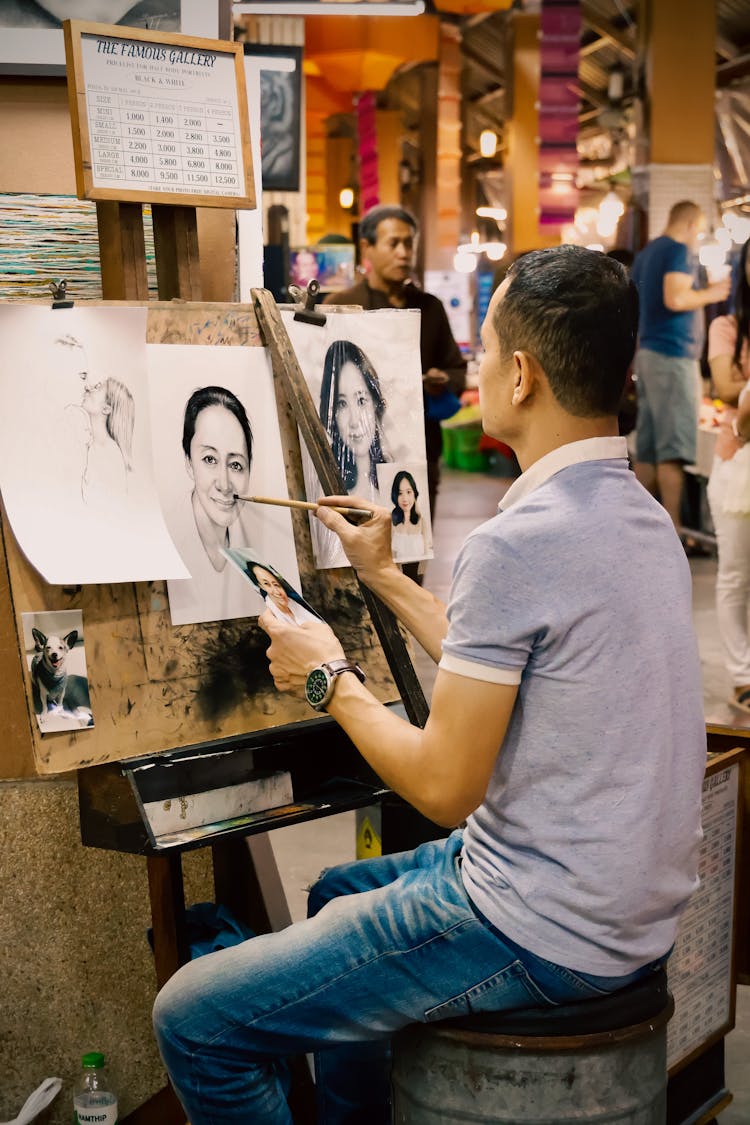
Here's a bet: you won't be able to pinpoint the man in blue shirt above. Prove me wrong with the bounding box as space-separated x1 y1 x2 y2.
632 200 730 536
153 247 706 1125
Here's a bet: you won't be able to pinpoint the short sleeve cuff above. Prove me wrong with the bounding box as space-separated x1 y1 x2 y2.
439 652 522 685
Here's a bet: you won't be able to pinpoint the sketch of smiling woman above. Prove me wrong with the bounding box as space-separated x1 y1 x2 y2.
182 385 254 573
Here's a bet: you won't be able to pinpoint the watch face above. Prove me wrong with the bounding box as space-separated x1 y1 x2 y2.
305 667 330 708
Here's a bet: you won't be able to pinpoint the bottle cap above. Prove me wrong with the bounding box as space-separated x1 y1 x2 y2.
82 1052 105 1069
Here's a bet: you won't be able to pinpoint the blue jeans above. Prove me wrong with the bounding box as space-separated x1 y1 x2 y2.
153 831 662 1125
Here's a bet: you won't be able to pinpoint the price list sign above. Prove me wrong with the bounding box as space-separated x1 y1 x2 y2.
667 762 739 1072
64 20 255 209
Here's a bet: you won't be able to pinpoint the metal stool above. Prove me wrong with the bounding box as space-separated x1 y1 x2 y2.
392 968 673 1124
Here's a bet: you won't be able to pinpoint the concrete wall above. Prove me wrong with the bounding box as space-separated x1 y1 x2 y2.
0 780 213 1122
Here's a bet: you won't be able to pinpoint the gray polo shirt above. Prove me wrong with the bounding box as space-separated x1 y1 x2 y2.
440 437 705 975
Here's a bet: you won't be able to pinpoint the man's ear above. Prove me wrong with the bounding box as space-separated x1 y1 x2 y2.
359 237 372 264
511 351 537 405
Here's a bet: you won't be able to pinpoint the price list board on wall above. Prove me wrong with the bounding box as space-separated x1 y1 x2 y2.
63 20 255 210
667 754 741 1072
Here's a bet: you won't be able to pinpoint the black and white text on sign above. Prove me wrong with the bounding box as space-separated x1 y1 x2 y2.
82 34 246 198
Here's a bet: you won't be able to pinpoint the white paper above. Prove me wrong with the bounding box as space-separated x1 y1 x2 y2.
146 343 301 625
0 305 189 585
282 309 428 568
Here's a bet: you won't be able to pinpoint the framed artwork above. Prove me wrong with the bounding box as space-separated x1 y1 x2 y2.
243 44 303 193
0 0 218 76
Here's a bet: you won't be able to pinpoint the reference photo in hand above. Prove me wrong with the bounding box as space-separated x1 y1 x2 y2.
222 548 323 627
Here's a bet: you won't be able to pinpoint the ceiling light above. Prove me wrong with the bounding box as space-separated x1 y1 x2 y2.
339 187 355 210
479 130 498 159
234 1 425 13
476 206 507 222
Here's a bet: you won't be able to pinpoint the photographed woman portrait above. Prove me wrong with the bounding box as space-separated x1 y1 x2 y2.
706 236 750 714
182 386 254 574
319 339 390 499
390 469 431 563
245 561 320 626
80 373 134 505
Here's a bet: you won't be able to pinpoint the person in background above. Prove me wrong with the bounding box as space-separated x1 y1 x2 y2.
323 205 466 526
631 200 731 550
153 247 706 1125
707 236 750 713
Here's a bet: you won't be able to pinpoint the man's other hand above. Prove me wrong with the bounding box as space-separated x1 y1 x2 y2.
423 368 450 396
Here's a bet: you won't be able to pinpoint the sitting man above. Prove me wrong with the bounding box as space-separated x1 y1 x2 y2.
153 246 706 1125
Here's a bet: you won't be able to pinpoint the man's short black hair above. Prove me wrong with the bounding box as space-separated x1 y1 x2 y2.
359 205 418 246
494 245 638 417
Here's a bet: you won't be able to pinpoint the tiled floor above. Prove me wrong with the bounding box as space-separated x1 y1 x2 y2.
272 463 749 1121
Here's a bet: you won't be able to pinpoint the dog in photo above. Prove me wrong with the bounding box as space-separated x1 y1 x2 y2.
30 627 78 714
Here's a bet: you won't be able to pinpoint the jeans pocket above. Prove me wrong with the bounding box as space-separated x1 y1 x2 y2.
423 959 553 1023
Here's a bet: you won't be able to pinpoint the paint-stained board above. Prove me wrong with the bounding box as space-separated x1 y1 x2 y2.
0 301 399 777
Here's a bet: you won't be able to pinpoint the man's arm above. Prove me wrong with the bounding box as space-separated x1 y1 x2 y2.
261 612 517 826
316 498 448 661
664 272 730 312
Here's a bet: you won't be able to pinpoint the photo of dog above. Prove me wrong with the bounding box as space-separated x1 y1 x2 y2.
30 627 78 713
23 609 94 733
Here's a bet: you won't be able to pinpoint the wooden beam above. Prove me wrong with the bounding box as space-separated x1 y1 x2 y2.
581 9 636 60
717 50 750 87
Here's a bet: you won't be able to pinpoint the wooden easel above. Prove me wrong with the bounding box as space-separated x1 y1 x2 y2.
14 21 434 1123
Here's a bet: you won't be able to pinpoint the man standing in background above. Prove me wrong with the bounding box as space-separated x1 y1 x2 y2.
632 200 730 545
323 205 466 526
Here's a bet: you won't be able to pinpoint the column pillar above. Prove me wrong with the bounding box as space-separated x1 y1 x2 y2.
635 0 717 237
505 12 558 254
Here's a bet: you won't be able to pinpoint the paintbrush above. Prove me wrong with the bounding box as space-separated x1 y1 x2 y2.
234 494 374 522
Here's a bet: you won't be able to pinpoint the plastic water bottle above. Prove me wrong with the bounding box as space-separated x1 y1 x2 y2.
73 1053 118 1125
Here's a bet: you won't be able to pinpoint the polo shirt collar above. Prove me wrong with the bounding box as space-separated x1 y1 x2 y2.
498 436 628 512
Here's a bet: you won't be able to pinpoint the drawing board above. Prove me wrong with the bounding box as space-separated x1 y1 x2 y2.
0 302 401 777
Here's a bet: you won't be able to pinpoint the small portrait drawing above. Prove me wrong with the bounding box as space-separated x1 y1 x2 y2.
389 468 432 563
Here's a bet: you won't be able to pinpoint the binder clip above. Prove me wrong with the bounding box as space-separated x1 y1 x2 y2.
291 279 326 327
49 279 73 309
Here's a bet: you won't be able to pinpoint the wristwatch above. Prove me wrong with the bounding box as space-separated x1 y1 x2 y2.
305 659 366 711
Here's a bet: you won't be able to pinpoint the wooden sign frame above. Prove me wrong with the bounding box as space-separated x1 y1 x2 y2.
63 20 255 210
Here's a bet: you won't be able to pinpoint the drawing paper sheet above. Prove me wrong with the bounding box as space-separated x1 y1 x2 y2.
0 305 189 585
147 343 301 625
282 308 429 569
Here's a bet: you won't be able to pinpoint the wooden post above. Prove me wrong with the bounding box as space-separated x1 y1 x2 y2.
152 205 202 301
96 201 149 300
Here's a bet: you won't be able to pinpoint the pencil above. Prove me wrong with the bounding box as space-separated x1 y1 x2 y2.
234 494 373 520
